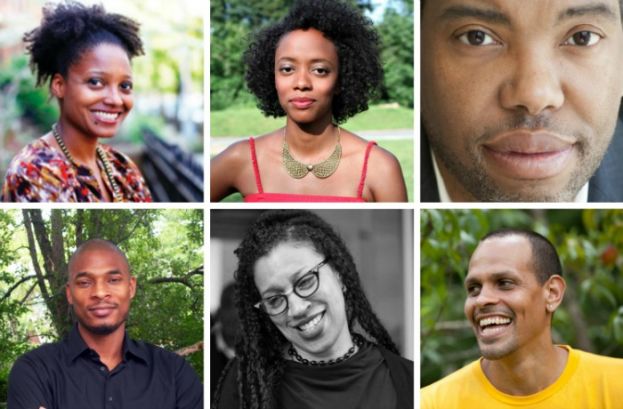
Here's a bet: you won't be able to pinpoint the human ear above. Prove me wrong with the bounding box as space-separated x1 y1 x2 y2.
65 283 73 305
544 275 566 312
129 276 137 299
50 73 65 99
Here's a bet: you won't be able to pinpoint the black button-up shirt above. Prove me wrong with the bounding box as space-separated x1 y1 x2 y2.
8 325 203 409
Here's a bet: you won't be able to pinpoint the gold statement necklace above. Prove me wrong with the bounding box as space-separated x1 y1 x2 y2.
282 125 342 179
52 123 123 202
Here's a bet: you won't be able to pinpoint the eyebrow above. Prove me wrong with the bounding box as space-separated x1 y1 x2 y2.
260 263 322 297
73 270 123 279
438 2 618 26
558 3 617 22
276 57 334 64
464 270 518 287
439 5 511 26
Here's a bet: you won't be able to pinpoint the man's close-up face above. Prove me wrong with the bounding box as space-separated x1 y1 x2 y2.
422 0 623 201
66 246 136 336
464 235 550 360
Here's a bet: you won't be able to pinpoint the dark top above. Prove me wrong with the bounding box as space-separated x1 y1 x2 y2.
281 342 396 409
8 325 203 409
215 344 413 409
420 111 623 202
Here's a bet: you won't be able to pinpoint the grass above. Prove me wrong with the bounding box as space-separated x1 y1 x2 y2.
210 104 413 137
216 138 413 202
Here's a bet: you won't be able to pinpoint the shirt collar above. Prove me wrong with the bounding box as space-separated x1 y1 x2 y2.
431 149 589 203
64 324 149 365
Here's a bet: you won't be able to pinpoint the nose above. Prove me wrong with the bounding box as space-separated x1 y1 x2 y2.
91 280 110 299
103 86 123 107
499 45 564 116
287 293 311 317
474 284 499 308
294 69 312 91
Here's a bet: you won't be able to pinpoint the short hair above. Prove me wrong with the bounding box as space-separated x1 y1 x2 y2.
479 229 563 284
67 238 130 278
244 0 383 124
23 1 144 87
218 210 398 409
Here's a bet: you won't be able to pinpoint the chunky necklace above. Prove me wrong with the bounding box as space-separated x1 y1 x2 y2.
52 123 123 202
288 334 366 366
282 126 341 179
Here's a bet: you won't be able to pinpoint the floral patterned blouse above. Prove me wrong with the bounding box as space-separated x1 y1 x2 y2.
1 138 152 202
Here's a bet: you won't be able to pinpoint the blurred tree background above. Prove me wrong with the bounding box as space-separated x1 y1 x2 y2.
0 0 204 201
421 209 623 387
0 209 204 405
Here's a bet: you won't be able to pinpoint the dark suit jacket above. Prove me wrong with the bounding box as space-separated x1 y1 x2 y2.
421 117 623 202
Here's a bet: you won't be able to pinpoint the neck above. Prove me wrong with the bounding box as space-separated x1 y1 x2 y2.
285 117 336 155
482 343 568 395
77 323 125 371
56 118 99 166
294 327 354 362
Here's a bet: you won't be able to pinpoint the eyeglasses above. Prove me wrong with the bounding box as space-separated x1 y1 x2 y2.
254 259 328 316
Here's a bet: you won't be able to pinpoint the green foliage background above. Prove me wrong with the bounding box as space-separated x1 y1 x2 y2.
421 209 623 387
0 209 204 404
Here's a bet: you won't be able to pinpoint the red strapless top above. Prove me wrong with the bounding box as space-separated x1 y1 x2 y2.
244 137 376 203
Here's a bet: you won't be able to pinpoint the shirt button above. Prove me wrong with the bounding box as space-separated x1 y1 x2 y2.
108 396 113 401
100 366 105 371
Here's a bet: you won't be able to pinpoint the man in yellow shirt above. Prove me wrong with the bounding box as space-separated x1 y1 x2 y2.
421 229 623 408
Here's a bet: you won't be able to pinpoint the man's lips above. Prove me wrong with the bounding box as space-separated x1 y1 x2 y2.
88 304 117 318
473 313 513 341
482 130 577 180
290 98 315 109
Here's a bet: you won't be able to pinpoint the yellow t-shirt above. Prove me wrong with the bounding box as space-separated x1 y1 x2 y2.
421 346 623 409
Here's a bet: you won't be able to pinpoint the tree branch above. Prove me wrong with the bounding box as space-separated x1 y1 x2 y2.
0 274 38 303
23 210 51 303
146 266 203 289
116 211 151 246
175 340 203 356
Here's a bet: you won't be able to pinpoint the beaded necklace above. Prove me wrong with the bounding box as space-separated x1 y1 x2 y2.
288 334 366 366
52 123 122 202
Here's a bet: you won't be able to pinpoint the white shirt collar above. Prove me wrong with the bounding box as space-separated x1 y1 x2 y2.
431 149 589 203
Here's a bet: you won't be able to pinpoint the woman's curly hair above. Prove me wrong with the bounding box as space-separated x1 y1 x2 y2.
23 1 144 87
214 210 398 409
244 0 383 124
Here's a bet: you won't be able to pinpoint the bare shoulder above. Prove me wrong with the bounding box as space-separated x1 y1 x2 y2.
212 138 251 167
339 129 407 201
340 129 401 169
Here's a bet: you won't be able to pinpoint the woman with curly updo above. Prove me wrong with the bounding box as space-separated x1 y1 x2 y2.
211 0 407 202
213 210 413 409
1 1 151 202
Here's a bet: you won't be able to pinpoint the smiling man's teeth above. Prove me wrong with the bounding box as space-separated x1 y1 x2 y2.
479 316 511 328
94 111 119 121
299 313 322 332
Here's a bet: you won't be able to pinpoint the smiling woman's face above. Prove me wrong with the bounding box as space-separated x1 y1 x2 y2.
52 42 134 139
253 240 352 361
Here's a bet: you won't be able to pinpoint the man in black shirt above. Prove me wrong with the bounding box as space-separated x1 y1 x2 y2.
8 239 203 409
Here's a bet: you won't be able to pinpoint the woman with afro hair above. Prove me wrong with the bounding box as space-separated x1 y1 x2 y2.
211 0 407 202
213 210 414 409
1 1 152 202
